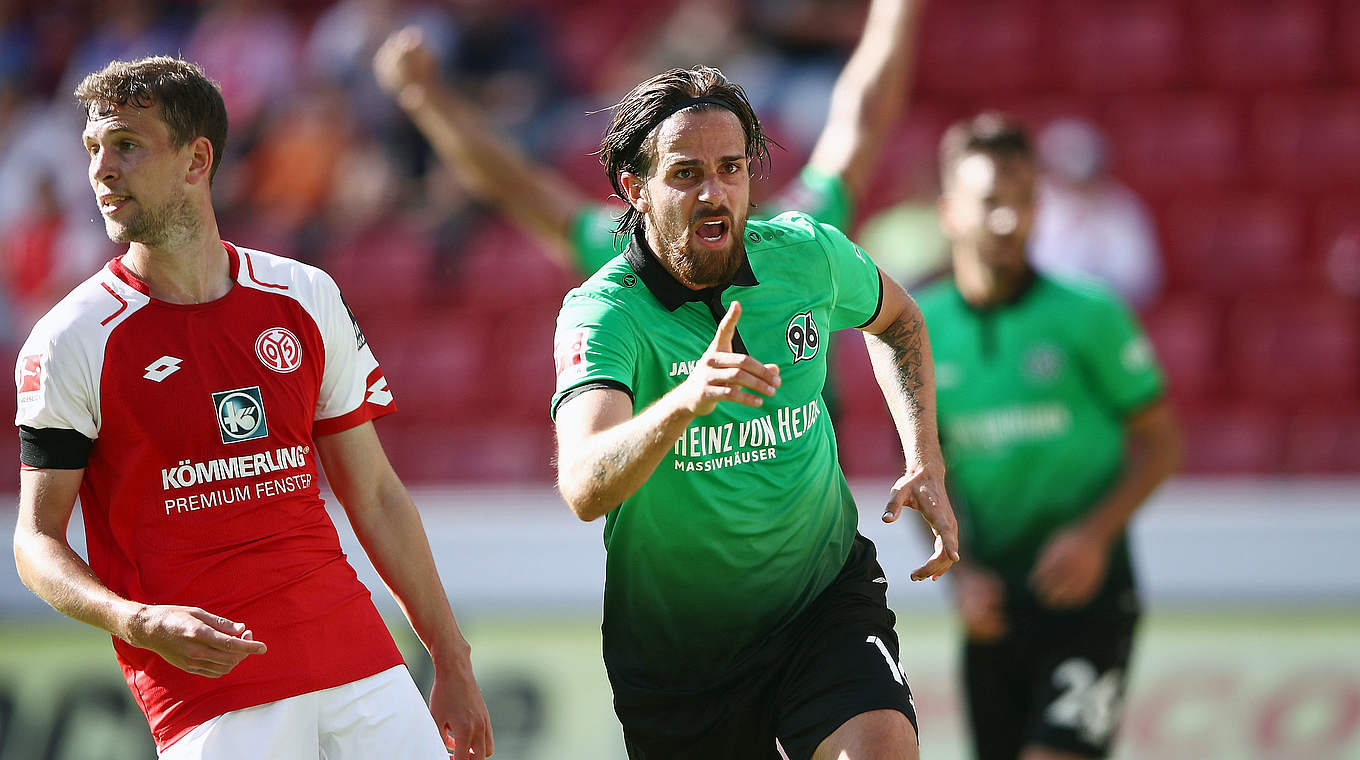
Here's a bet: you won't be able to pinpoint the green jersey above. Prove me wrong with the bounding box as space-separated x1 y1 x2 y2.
551 212 881 686
568 166 852 275
914 273 1164 586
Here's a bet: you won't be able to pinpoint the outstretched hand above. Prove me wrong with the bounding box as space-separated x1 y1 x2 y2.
883 466 960 581
678 302 781 417
126 605 267 678
373 26 438 100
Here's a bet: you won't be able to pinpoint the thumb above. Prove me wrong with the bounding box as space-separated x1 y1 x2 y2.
709 300 741 353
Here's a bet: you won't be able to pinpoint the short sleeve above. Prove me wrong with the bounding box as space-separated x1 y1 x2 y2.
763 166 852 232
1076 293 1165 414
15 332 98 440
817 222 883 331
312 275 397 436
550 292 639 419
570 203 629 277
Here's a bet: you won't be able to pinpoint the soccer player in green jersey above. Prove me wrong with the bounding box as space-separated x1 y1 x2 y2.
372 0 927 276
550 66 958 760
916 113 1183 760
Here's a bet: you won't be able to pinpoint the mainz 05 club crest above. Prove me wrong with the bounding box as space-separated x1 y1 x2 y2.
787 311 819 363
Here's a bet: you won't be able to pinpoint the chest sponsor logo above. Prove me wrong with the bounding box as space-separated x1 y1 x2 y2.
255 327 301 373
213 386 268 444
787 310 819 363
18 355 42 393
143 356 183 382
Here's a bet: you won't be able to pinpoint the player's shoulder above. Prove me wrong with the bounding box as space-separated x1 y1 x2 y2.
1035 272 1132 316
561 255 644 312
229 242 339 298
747 212 837 249
25 262 144 349
912 276 961 314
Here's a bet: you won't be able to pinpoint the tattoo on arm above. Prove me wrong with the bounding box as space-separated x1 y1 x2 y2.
873 315 926 419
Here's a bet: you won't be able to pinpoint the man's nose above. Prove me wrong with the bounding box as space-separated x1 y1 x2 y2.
697 175 726 205
90 149 119 185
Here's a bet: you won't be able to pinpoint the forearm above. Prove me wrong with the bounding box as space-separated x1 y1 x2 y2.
558 393 696 521
863 296 943 472
346 479 471 669
396 81 579 256
14 531 141 641
808 0 925 196
1077 418 1182 546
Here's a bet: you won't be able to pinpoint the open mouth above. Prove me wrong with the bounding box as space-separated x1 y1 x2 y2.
100 195 132 214
694 219 729 247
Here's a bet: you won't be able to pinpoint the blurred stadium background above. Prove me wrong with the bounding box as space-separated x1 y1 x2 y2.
0 0 1357 758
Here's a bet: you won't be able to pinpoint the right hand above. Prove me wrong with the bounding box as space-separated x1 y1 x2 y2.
373 26 438 98
678 301 781 417
952 566 1008 643
126 605 267 678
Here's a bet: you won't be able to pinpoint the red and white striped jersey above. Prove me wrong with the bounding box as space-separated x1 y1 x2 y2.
14 242 404 750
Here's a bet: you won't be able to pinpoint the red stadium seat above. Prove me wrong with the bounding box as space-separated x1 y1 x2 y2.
1224 292 1360 407
1048 0 1188 93
1250 90 1360 189
1313 197 1360 298
1161 193 1304 293
1283 405 1360 474
1101 95 1244 191
1179 403 1285 474
916 0 1044 96
1192 0 1328 89
1141 293 1225 402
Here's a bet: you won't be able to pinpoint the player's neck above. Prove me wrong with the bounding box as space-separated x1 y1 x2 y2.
123 219 231 305
954 254 1033 309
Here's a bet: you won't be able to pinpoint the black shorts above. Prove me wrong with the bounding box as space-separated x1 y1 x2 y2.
610 534 918 760
963 597 1139 760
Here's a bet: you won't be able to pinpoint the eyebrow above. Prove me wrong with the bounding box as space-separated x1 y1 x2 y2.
82 124 138 141
666 154 748 168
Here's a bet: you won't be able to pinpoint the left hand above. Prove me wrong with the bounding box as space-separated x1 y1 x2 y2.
883 465 960 581
1029 524 1111 608
430 659 494 759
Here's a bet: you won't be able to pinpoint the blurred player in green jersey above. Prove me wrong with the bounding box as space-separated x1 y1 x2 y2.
914 113 1182 760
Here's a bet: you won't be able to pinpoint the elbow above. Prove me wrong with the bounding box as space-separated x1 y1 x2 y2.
556 473 607 522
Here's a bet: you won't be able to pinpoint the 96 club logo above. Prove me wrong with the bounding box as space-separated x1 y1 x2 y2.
256 327 301 373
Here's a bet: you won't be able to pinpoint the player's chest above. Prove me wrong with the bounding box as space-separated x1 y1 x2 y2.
641 297 829 393
933 316 1081 411
98 304 324 443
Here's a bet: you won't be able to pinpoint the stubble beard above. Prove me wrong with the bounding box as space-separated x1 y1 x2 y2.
106 188 200 249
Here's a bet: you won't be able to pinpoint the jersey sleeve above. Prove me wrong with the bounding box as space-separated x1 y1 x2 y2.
15 325 98 468
816 220 884 331
762 166 852 232
311 274 396 436
550 292 639 419
570 203 629 277
1076 292 1166 415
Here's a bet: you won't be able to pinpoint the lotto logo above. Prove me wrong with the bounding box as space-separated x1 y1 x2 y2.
212 386 268 444
17 355 41 393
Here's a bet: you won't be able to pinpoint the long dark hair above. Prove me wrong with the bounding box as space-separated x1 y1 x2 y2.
599 66 774 236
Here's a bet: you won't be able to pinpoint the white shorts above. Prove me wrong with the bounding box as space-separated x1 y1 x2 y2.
159 665 448 759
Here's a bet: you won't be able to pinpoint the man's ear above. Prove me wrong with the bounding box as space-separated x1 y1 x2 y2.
620 171 649 214
185 136 213 186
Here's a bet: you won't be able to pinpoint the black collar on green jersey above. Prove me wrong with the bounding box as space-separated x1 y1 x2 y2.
623 225 758 312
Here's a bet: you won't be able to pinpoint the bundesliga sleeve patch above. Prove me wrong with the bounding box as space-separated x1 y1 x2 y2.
554 328 591 383
17 354 42 393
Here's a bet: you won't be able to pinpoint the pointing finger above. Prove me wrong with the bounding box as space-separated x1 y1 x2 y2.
709 301 742 353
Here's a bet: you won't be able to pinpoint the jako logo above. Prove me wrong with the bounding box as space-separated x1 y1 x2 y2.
212 386 268 444
787 311 819 363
